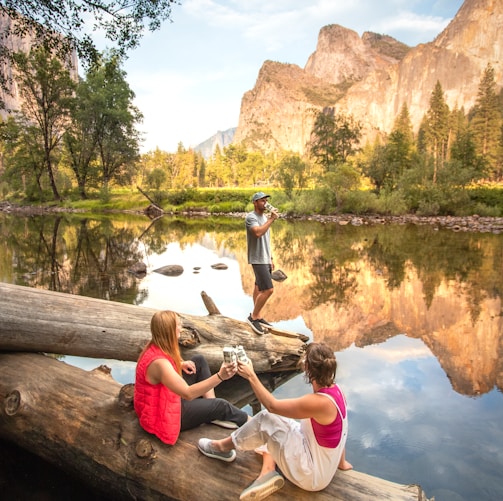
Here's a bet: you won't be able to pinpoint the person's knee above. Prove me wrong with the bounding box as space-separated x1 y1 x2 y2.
191 354 206 366
215 399 248 425
191 354 211 377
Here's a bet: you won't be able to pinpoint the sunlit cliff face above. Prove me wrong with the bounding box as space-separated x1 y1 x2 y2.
234 0 503 155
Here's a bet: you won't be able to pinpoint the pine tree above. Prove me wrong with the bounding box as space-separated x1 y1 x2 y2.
308 108 362 172
386 103 415 187
422 81 450 184
469 64 502 180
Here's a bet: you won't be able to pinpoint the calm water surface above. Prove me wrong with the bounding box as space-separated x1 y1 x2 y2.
0 212 502 501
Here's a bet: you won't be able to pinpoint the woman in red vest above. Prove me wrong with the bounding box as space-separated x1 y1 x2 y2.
134 310 248 447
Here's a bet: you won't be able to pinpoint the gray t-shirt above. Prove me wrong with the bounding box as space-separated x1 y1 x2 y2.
245 211 271 264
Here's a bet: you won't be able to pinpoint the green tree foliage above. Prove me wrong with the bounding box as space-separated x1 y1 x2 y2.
92 54 143 190
139 148 171 188
170 143 204 188
11 46 76 201
469 64 502 180
63 77 101 199
308 108 362 172
1 0 177 101
322 163 361 211
0 116 45 198
206 145 224 187
362 104 415 193
449 107 486 184
275 153 308 199
221 143 248 186
420 81 450 184
146 167 167 191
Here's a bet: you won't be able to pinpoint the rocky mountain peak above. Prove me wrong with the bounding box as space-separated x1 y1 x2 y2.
234 0 502 155
304 24 409 85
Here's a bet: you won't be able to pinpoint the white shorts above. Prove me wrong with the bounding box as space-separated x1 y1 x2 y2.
231 409 347 491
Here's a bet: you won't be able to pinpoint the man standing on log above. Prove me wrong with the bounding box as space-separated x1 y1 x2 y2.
245 192 279 335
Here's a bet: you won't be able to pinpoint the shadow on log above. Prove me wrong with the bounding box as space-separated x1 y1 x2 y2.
0 353 430 501
0 282 307 373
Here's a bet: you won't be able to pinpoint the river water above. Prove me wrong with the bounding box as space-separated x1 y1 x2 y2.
0 212 502 501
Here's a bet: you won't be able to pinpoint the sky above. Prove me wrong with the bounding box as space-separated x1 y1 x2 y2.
117 0 465 153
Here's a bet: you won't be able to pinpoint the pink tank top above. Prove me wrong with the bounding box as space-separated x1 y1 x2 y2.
310 384 347 448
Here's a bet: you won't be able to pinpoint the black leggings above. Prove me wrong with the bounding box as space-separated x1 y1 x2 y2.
180 354 248 431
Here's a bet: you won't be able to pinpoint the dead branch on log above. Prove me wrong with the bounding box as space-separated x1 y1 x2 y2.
137 186 164 218
201 290 221 314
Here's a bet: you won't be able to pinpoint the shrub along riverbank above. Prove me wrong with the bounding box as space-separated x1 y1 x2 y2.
2 185 503 234
2 184 503 229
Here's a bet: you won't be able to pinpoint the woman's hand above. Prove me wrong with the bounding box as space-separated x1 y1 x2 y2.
218 361 237 381
181 360 196 375
237 359 255 380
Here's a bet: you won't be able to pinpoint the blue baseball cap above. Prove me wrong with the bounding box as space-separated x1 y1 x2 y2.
252 192 270 202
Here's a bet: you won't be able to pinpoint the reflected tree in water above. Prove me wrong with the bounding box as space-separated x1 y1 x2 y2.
5 215 147 303
306 254 359 309
71 218 146 303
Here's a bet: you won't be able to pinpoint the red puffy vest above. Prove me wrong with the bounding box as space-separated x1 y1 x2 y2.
134 344 182 444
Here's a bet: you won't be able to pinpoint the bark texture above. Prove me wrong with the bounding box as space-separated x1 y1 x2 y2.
0 352 429 501
0 282 307 373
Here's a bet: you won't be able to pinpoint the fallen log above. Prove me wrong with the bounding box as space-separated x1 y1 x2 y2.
0 353 430 501
0 282 307 373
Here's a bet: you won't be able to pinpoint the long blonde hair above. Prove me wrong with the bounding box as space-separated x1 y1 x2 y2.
144 310 182 374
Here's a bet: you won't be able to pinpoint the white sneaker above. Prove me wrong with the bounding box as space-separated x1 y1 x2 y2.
198 438 236 462
211 420 239 429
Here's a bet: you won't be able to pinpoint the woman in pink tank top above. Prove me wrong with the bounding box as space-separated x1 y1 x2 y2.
198 342 351 500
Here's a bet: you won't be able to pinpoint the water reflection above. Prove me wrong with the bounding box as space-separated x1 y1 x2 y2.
335 335 503 501
1 212 502 398
1 212 502 501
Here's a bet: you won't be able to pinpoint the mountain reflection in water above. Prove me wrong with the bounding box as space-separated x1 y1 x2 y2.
0 212 501 501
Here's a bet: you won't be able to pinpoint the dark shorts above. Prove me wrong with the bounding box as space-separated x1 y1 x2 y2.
252 264 273 292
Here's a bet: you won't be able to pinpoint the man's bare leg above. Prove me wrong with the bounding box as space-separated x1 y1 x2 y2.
251 285 273 320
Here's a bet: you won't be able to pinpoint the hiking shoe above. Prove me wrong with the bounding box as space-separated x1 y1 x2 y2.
239 471 285 500
211 419 239 430
258 318 272 327
247 314 265 335
198 438 236 462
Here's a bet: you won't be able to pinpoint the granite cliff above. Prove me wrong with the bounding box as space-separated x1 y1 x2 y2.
233 0 503 154
0 12 78 117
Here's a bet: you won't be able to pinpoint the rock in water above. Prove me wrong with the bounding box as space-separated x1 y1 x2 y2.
154 265 184 276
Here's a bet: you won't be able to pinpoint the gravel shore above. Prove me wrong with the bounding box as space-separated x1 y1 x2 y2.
2 201 502 234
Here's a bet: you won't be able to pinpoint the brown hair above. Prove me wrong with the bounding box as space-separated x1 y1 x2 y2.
144 310 182 374
303 342 337 388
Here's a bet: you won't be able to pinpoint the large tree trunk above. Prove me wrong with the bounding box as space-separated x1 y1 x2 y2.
0 282 307 373
0 352 429 501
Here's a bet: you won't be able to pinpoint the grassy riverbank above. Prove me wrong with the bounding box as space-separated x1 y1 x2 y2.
2 184 503 218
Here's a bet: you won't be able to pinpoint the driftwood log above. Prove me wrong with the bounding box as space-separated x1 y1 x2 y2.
0 352 430 501
0 282 307 373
